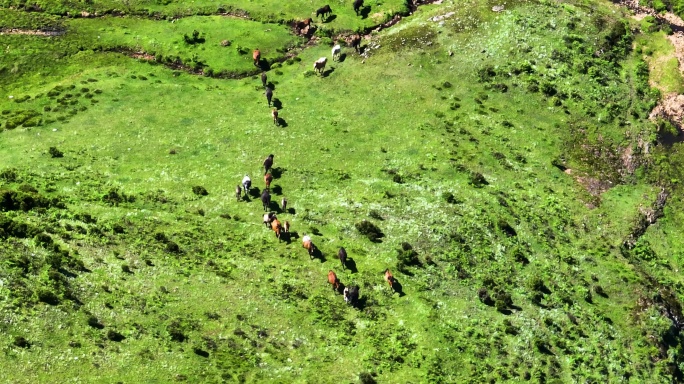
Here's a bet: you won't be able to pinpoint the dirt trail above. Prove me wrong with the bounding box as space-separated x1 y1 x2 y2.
0 28 64 36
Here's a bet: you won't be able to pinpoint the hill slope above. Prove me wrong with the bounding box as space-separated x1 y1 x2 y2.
2 0 684 382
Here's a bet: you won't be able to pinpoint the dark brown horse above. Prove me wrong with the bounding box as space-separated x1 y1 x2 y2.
353 0 363 15
349 35 362 53
338 247 347 270
235 184 242 201
316 4 332 20
261 72 267 87
263 154 274 174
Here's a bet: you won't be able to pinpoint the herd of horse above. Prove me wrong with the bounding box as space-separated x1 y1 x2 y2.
236 151 401 307
233 3 397 308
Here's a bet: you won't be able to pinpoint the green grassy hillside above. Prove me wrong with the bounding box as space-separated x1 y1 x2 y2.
2 0 684 382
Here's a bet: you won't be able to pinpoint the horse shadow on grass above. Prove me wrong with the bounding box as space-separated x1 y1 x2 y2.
360 6 371 19
344 257 358 274
249 187 261 198
273 98 283 110
337 53 347 63
391 279 406 297
266 82 276 90
277 117 288 127
311 247 326 262
267 200 281 212
241 193 251 202
323 14 337 23
352 296 368 310
321 67 335 78
256 59 270 71
271 185 283 196
271 167 285 179
335 282 346 295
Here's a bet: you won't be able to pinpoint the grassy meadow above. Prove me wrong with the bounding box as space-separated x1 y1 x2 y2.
2 0 684 382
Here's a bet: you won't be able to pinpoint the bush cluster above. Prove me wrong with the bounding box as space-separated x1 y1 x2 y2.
355 220 384 242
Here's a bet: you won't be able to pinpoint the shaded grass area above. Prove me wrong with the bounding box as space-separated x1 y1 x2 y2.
1 0 684 382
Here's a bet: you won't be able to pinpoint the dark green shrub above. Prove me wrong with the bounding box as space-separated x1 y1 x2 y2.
478 287 494 306
87 316 104 329
167 321 187 342
37 289 60 305
468 172 488 188
477 65 496 82
166 241 181 253
494 290 513 312
107 330 125 342
13 336 30 348
355 220 384 242
34 233 53 247
397 242 421 272
442 192 458 204
48 147 64 158
192 186 208 196
0 168 18 182
497 220 517 237
359 372 377 384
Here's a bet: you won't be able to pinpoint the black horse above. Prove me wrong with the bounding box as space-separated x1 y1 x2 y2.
344 285 359 306
353 0 363 15
316 4 332 20
265 87 273 107
263 154 274 175
261 72 267 88
261 189 271 211
338 247 347 270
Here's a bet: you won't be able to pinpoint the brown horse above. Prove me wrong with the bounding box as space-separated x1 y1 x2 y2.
328 270 340 291
264 173 273 189
283 221 290 233
235 184 242 201
384 268 394 289
272 108 279 126
302 235 315 258
271 219 282 242
253 48 261 67
296 18 313 35
313 57 327 75
281 197 287 212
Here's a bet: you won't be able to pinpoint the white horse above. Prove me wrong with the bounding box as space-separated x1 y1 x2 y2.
242 175 251 195
332 44 341 61
313 57 327 75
